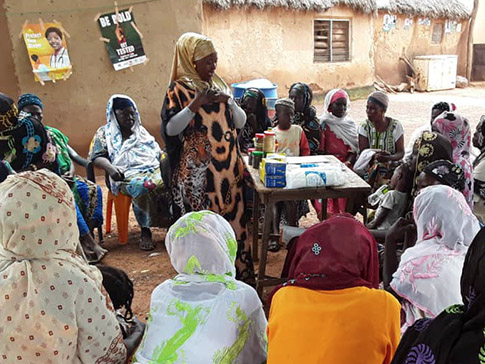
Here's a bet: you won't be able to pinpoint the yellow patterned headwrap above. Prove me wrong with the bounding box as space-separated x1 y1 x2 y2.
169 32 229 93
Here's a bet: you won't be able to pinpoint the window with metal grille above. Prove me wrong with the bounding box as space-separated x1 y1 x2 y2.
314 19 351 63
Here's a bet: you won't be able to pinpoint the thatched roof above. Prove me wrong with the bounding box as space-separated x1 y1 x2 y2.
378 0 472 19
203 0 377 14
204 0 473 19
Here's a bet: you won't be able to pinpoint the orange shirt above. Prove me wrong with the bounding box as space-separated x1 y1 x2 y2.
267 286 401 364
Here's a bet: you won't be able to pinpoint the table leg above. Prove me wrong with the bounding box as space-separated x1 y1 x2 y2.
256 200 274 297
252 191 260 262
321 199 328 221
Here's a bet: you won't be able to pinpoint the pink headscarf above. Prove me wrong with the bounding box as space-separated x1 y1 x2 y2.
432 112 474 208
328 90 348 112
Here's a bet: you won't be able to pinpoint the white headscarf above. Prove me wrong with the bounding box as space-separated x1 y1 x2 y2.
133 210 267 364
320 89 358 152
105 94 161 192
391 185 480 329
166 210 238 288
0 169 126 363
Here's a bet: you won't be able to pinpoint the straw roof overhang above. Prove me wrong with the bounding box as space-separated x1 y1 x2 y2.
204 0 473 19
203 0 377 14
379 0 472 19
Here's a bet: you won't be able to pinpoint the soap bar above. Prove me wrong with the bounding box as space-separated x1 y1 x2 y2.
264 175 286 188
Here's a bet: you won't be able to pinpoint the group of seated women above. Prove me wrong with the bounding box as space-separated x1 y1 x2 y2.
2 167 485 363
2 30 485 363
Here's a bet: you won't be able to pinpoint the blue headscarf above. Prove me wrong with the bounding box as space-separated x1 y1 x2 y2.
18 93 43 111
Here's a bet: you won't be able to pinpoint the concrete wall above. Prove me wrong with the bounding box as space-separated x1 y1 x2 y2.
374 12 469 85
473 0 485 43
203 4 375 96
1 0 203 156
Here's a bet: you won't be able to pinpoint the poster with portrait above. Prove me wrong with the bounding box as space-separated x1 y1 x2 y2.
97 9 147 71
22 22 72 83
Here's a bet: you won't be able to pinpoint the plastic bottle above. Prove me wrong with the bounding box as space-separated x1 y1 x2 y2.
367 184 389 207
263 130 276 154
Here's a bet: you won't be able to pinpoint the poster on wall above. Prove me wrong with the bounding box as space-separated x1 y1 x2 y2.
22 22 72 83
383 14 397 32
404 18 413 30
97 8 147 71
418 18 431 27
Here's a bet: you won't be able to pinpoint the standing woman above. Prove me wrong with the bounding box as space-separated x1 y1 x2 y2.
288 82 324 155
359 91 404 188
161 32 254 284
432 112 474 208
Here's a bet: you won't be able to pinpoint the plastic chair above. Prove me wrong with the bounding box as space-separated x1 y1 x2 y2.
105 190 132 244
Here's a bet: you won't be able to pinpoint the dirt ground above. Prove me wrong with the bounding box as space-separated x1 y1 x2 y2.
100 84 485 321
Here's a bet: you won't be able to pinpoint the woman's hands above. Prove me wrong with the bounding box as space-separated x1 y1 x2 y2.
107 165 125 181
189 89 231 112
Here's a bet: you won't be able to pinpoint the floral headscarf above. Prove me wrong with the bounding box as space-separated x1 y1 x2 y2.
423 159 465 193
432 112 473 207
166 210 238 289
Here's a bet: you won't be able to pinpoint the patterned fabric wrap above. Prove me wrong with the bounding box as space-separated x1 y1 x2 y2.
0 169 126 363
411 132 453 196
423 159 465 193
104 94 162 194
0 93 19 131
17 93 43 112
0 160 14 183
432 112 474 207
321 88 358 152
391 227 485 364
269 214 379 305
289 82 322 154
391 185 480 329
133 210 267 364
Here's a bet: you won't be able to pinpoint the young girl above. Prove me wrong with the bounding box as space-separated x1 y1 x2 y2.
273 98 310 157
270 98 310 251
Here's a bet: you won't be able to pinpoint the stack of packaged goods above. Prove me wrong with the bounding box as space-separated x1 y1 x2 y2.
260 154 287 188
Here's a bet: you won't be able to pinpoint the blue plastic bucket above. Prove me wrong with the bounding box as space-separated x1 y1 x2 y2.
231 78 278 99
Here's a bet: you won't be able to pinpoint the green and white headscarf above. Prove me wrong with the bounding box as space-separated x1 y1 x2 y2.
166 210 238 288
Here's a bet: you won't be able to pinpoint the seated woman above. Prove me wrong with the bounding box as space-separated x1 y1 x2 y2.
90 95 170 251
391 227 485 364
432 111 474 208
238 87 271 153
0 92 58 173
18 93 106 262
384 185 480 332
267 215 401 364
288 82 323 155
133 211 267 364
0 169 144 363
358 91 404 189
473 116 485 222
320 88 358 215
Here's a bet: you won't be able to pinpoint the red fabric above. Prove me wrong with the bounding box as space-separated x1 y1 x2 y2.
299 132 311 156
270 215 379 305
328 90 348 111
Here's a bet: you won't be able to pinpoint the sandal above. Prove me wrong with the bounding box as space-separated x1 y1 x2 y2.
268 240 280 252
139 228 155 251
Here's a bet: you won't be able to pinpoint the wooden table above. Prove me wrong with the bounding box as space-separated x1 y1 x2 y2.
246 155 371 297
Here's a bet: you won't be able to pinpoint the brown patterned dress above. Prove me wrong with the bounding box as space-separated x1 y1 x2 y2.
161 80 255 285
